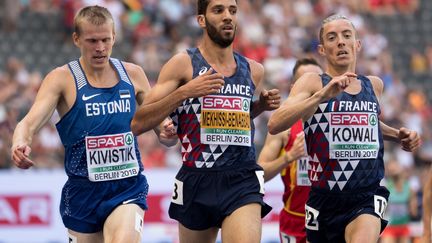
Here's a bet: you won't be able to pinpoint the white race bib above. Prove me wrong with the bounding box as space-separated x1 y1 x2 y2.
85 132 139 182
296 157 311 186
200 95 251 146
329 112 379 159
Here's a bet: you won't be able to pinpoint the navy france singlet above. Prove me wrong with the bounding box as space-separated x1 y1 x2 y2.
304 74 384 192
169 48 256 169
56 58 143 181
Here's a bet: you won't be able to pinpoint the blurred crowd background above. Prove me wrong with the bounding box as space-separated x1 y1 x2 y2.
0 0 431 241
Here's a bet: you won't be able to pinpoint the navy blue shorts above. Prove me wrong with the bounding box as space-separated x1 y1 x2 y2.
305 185 389 243
168 163 272 230
60 174 149 233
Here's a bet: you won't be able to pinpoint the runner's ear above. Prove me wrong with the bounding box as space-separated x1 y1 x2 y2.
197 15 206 28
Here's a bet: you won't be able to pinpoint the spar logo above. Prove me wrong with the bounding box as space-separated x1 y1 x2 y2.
87 133 133 149
0 194 51 226
203 96 247 111
242 99 249 112
369 114 378 126
331 113 369 125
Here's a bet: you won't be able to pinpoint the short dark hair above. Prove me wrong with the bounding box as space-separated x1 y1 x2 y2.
292 57 321 78
197 0 210 15
197 0 238 15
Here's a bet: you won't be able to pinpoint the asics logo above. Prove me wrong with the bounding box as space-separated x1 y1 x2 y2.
82 93 101 101
199 66 208 75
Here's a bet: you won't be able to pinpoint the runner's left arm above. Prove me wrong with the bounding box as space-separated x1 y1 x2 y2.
369 75 420 151
248 59 280 118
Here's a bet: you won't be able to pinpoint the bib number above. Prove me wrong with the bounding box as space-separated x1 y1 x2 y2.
374 195 387 219
305 205 319 231
281 232 296 243
171 178 184 205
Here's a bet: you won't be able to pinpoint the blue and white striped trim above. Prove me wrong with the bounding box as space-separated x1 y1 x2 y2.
68 60 87 90
110 58 132 85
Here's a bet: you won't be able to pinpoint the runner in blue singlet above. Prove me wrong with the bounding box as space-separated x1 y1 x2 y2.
11 5 175 243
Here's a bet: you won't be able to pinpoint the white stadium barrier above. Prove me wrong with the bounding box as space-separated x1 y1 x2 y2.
0 169 284 243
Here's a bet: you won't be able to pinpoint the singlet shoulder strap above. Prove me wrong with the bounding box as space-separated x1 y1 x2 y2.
110 58 132 86
67 60 87 90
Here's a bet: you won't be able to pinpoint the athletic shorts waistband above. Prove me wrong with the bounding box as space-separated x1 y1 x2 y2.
66 174 142 184
311 183 381 195
179 162 261 173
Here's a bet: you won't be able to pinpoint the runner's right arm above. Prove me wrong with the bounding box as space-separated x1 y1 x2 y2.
258 131 305 182
131 52 224 135
11 67 67 169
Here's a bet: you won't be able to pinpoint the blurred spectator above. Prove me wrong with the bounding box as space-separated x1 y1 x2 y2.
0 70 19 106
101 0 126 42
362 27 388 59
5 57 29 86
0 0 21 32
138 132 167 168
382 159 418 243
32 122 63 168
410 49 428 75
395 0 419 14
292 0 315 27
61 0 83 42
367 0 397 15
426 43 432 75
0 105 19 169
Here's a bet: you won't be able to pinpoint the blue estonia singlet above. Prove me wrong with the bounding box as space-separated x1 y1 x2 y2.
169 48 256 169
304 74 384 192
56 58 143 181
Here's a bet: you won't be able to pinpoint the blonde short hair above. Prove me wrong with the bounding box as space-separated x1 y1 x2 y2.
74 5 114 36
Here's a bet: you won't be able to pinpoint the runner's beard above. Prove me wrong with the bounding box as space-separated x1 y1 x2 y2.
205 18 235 48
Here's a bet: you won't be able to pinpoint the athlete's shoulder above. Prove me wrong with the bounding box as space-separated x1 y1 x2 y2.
365 75 384 97
159 51 192 81
294 72 322 91
365 75 383 86
244 57 263 71
47 64 73 81
121 61 145 76
244 57 264 85
38 64 74 96
169 51 191 64
301 71 322 80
